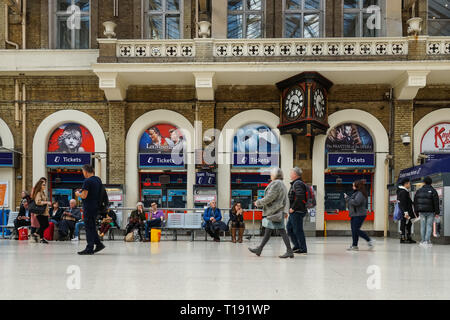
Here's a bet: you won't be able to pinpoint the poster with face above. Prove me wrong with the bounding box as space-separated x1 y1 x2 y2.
48 123 95 153
326 123 374 153
421 123 450 154
233 124 280 154
139 124 185 154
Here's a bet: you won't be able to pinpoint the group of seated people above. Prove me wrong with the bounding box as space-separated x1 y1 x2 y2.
13 192 247 243
125 202 164 242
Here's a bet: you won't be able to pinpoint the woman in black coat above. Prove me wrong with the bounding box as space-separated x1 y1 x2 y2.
397 178 417 244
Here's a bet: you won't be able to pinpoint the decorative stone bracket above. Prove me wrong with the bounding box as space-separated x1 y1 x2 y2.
393 70 429 100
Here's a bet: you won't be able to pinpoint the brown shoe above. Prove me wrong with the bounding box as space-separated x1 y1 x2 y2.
231 228 237 243
238 228 245 243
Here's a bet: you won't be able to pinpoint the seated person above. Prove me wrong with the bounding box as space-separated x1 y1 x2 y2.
49 201 64 226
144 202 165 241
58 199 82 240
125 202 146 241
230 202 246 243
202 200 223 242
14 200 31 240
71 220 84 241
98 208 120 239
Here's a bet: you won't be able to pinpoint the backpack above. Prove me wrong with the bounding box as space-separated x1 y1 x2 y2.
304 183 316 209
98 184 109 214
393 202 403 222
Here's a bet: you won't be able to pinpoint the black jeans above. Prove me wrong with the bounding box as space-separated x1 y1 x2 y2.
287 211 307 252
350 215 371 246
400 216 412 237
204 220 220 240
36 215 49 239
84 213 102 252
58 219 76 239
14 219 31 233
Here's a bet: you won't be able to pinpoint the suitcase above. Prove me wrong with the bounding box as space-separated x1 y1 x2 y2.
18 227 29 241
44 222 54 241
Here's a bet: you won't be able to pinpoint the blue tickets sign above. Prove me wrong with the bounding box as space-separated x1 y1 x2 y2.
328 153 375 168
425 153 450 163
0 152 15 167
196 172 216 185
46 153 91 167
233 153 279 168
139 153 185 168
398 157 450 182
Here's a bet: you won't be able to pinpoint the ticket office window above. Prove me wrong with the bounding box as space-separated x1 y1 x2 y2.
49 171 85 207
324 173 373 213
230 173 270 209
140 172 187 208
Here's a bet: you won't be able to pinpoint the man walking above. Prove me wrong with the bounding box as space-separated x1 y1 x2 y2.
287 167 308 255
414 176 440 248
75 164 105 255
397 178 417 244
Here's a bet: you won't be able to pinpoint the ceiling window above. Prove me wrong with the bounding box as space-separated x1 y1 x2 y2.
144 0 183 39
428 0 450 36
343 0 384 37
228 0 264 39
283 0 324 38
54 0 90 49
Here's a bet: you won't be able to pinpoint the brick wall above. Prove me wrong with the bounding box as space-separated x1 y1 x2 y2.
393 100 414 178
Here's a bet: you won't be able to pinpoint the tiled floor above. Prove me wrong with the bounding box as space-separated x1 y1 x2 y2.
1 237 449 300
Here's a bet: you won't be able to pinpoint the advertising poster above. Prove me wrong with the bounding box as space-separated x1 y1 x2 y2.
421 122 450 154
48 123 95 153
233 124 279 167
139 124 185 154
326 123 374 153
0 182 8 208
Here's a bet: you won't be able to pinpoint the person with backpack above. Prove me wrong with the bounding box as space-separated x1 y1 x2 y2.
397 178 417 244
75 164 105 255
287 167 308 255
345 180 374 251
414 176 440 248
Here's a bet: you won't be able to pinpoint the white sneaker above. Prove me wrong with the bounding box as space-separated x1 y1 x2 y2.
71 237 79 241
368 239 375 250
419 241 427 247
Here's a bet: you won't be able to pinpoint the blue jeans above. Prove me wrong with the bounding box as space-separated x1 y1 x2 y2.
420 212 434 242
74 221 85 237
287 212 307 252
350 216 371 247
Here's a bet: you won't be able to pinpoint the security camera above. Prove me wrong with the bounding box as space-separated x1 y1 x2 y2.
400 133 411 146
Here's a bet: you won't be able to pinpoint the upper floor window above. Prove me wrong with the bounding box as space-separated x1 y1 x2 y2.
428 0 450 36
54 0 90 49
343 0 384 37
228 0 264 39
283 0 324 38
144 0 183 39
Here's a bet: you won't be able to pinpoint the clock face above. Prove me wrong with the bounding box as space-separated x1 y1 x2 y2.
313 88 326 119
284 87 304 120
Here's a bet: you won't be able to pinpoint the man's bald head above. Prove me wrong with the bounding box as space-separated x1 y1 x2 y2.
70 199 77 208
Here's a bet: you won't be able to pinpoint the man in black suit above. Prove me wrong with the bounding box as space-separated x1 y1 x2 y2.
14 201 31 240
397 178 417 244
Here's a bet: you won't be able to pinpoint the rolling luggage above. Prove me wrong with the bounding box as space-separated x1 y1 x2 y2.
44 222 55 241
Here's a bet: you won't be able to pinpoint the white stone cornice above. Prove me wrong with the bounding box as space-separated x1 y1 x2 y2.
96 72 127 101
193 72 216 101
393 70 430 100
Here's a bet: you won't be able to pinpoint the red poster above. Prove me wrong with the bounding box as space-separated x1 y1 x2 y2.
48 123 95 153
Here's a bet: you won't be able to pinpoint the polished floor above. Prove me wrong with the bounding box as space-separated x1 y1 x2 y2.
1 236 449 300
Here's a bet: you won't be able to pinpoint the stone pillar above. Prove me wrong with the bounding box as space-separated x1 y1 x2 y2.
108 102 126 184
393 100 414 179
408 36 427 60
195 38 214 62
196 101 216 165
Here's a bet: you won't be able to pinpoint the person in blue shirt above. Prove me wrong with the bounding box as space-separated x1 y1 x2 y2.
203 200 222 242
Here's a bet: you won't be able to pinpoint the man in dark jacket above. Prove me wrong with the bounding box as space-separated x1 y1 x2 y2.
414 176 440 247
58 199 82 240
287 167 308 255
397 178 416 244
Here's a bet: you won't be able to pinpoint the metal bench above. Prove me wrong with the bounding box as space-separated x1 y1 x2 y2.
163 212 185 240
0 211 18 239
183 211 204 241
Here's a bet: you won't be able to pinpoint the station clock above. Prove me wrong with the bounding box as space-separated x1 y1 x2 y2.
277 72 333 136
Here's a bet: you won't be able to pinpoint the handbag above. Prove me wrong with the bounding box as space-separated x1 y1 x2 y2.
393 202 403 222
29 200 46 215
125 232 134 242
